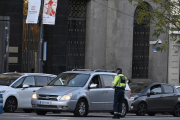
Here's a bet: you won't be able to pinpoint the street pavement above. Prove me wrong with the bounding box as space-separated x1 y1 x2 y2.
0 112 180 120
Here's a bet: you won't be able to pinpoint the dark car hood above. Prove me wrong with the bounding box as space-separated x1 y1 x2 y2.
36 86 80 95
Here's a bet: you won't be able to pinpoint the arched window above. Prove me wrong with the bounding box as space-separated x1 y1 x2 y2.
132 3 152 78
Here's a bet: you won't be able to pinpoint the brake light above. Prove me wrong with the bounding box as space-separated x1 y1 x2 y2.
130 89 131 98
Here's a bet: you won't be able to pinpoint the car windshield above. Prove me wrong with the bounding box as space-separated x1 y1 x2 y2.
129 83 150 93
48 73 90 87
0 74 22 86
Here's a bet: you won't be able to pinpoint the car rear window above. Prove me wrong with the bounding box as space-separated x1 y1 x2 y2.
163 85 174 94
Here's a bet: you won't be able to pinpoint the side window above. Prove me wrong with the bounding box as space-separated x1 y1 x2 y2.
163 85 174 94
11 77 25 88
177 88 180 93
150 85 162 94
23 76 35 87
89 75 102 88
101 75 114 88
48 77 55 84
35 76 48 87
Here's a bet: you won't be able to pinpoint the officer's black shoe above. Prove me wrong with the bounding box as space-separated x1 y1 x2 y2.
112 114 120 119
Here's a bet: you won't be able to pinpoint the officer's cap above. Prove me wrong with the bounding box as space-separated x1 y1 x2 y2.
116 68 122 71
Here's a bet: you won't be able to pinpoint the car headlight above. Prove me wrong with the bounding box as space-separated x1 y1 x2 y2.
60 93 72 101
0 90 5 93
32 93 37 99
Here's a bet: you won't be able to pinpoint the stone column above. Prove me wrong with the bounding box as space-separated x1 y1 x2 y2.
168 34 180 85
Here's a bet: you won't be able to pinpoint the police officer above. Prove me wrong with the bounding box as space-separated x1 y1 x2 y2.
112 68 127 119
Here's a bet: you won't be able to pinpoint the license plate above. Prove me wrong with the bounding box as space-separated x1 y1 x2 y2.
40 101 51 105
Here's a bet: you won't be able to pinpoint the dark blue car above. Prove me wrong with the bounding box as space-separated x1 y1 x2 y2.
130 83 180 117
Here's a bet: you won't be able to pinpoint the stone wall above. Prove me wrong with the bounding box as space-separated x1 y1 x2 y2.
85 0 168 83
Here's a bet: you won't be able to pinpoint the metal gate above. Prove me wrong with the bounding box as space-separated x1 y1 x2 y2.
22 0 40 72
132 22 150 78
67 0 87 70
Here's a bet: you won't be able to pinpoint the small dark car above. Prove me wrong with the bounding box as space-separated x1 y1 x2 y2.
130 83 180 117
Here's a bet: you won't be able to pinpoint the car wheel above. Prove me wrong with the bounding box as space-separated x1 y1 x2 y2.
74 99 88 117
35 110 47 115
173 104 180 117
4 97 17 113
147 112 156 116
136 102 146 116
23 109 33 113
119 101 127 117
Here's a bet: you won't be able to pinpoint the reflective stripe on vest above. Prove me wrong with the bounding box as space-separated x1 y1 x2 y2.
118 74 126 87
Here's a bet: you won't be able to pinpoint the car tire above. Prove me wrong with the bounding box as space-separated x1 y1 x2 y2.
74 99 88 117
173 104 180 117
136 102 147 116
147 112 156 116
119 101 128 118
4 97 17 113
23 109 33 113
35 110 47 115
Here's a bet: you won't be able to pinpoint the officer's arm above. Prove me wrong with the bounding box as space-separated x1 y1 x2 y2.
113 76 119 87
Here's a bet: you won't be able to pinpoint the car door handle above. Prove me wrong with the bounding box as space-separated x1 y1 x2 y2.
173 94 177 96
161 95 164 98
33 90 36 92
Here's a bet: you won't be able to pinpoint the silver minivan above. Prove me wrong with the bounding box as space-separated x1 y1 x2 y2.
31 69 131 117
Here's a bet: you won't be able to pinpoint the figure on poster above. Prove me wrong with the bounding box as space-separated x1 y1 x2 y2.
44 0 57 17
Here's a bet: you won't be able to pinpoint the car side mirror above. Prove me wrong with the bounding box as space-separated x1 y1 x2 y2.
90 83 97 89
22 84 29 89
147 91 156 97
150 91 156 95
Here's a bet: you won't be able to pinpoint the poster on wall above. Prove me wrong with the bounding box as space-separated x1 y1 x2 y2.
43 0 58 25
26 0 41 24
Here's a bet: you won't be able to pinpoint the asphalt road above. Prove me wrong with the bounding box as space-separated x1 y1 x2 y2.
0 112 180 120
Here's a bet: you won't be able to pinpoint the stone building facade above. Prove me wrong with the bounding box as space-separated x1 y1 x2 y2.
0 0 170 83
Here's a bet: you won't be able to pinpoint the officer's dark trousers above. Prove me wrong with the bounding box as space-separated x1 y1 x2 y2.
114 87 124 114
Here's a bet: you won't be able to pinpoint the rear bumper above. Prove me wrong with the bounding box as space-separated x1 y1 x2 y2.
31 99 77 111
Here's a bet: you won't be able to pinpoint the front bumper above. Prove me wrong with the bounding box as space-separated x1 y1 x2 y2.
31 99 78 111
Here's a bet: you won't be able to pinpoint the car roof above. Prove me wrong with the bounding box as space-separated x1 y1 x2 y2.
2 72 56 77
150 83 174 86
63 71 116 75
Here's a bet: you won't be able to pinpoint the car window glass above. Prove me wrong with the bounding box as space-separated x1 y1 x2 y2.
48 77 55 84
35 77 48 87
0 74 22 86
163 85 174 94
23 76 35 87
11 77 24 88
177 88 180 93
150 85 162 94
89 75 102 88
101 75 114 88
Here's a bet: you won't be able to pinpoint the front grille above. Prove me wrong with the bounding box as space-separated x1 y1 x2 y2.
38 94 58 101
37 105 57 108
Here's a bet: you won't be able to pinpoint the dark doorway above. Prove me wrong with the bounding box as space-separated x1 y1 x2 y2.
67 0 87 70
132 3 152 79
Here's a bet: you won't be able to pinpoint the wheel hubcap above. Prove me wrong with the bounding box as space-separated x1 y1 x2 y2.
7 98 16 112
121 103 126 116
79 102 85 115
175 104 180 116
138 104 146 115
